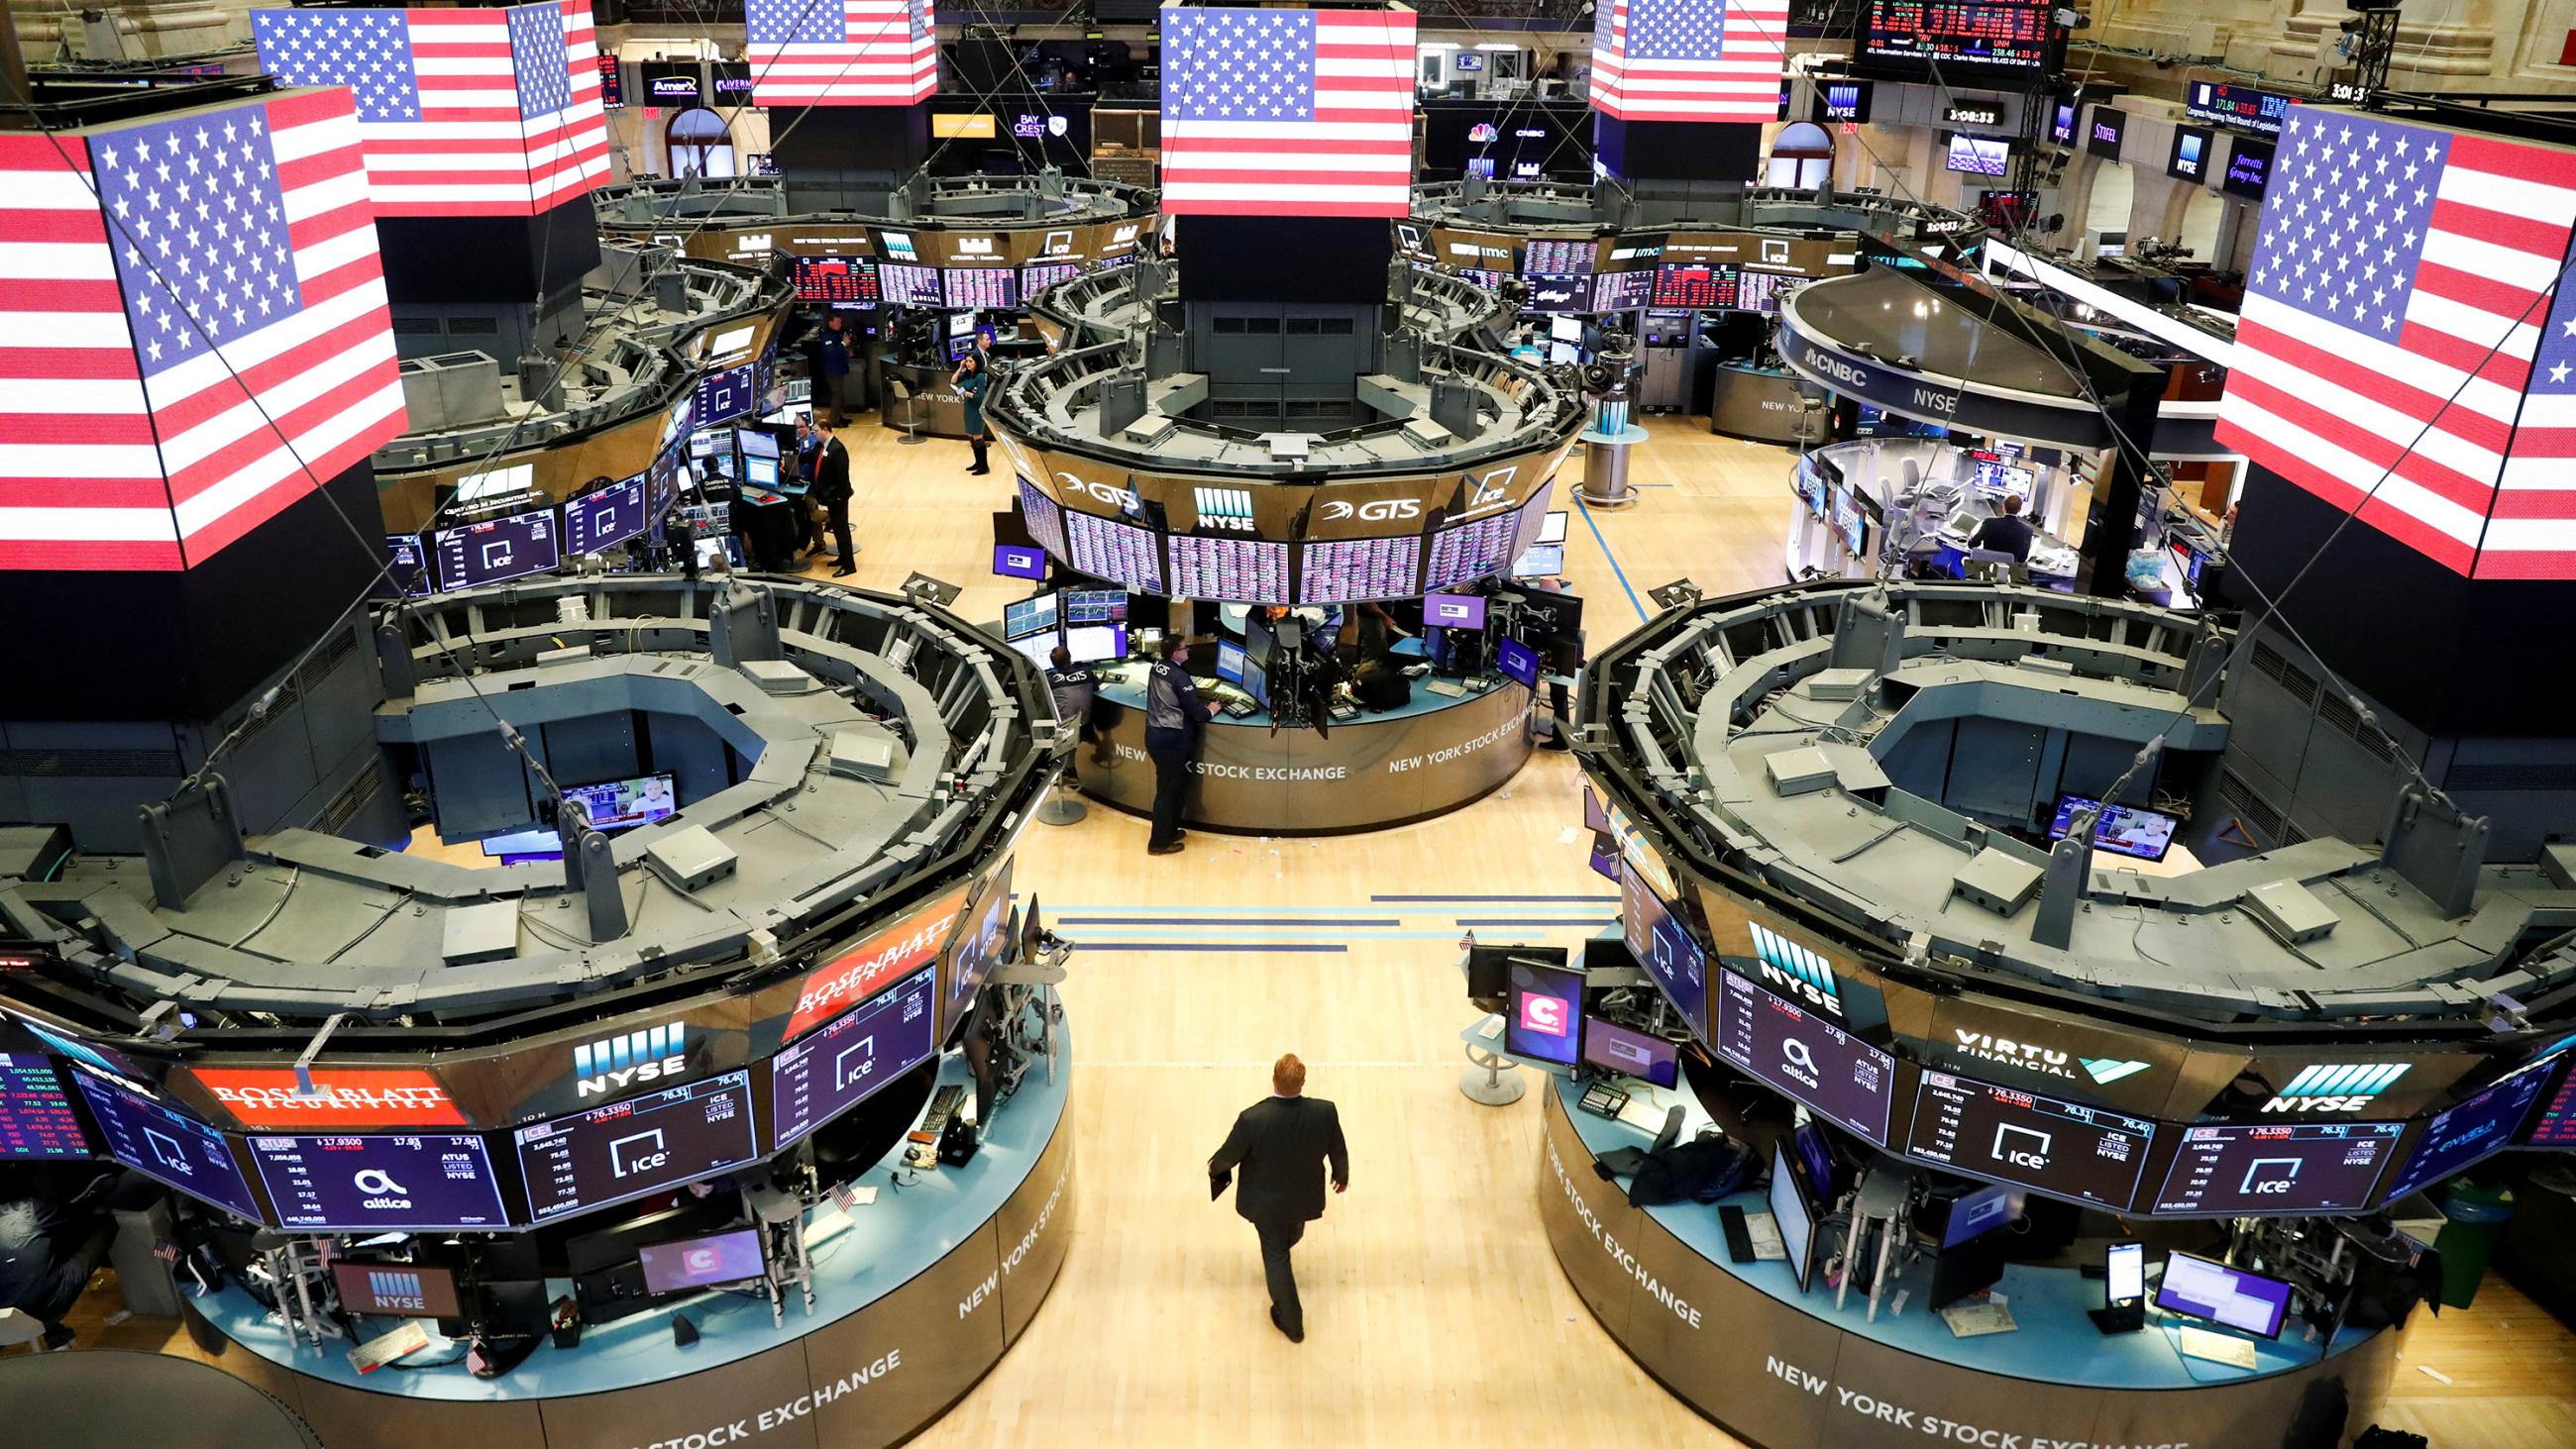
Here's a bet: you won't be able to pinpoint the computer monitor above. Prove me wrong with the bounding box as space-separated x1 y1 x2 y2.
1504 959 1584 1067
736 427 780 463
1064 587 1128 624
2155 1251 2294 1339
743 455 780 490
1467 944 1563 1015
332 1261 464 1319
1770 1142 1819 1293
949 312 980 338
1003 591 1060 642
995 543 1047 580
1065 623 1127 664
1929 1227 2009 1311
562 774 677 832
0 1053 92 1160
1509 542 1564 577
1537 510 1568 545
1942 1183 2024 1248
1422 591 1487 631
638 1228 768 1294
1216 639 1247 686
1496 637 1540 689
1579 1019 1679 1087
2048 794 2179 862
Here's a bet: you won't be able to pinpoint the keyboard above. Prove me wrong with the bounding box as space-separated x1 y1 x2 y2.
922 1085 968 1139
1427 680 1466 698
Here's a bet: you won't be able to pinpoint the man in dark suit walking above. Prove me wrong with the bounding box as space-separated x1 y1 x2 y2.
807 423 855 576
1208 1053 1348 1343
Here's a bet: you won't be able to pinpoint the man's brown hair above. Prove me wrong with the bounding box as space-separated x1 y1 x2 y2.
1273 1053 1306 1096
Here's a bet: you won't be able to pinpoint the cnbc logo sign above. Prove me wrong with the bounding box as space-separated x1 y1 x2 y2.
1749 922 1842 1018
574 1023 690 1098
2263 1062 2411 1113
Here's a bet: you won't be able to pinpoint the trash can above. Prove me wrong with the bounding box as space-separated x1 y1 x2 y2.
2433 1181 2516 1309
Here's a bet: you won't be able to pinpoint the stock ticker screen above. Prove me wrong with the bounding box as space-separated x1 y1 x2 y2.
248 1133 513 1232
2152 1121 2406 1215
0 1053 91 1160
513 1072 761 1222
1906 1072 2156 1208
1712 969 1896 1146
879 262 945 307
770 969 939 1151
1298 535 1422 604
432 508 560 590
563 475 651 557
1862 0 2056 72
1522 237 1597 275
71 1068 266 1220
1651 261 1740 310
1018 475 1070 561
1063 510 1165 594
1424 511 1523 593
1165 534 1291 604
794 255 881 305
2381 1056 2562 1202
943 266 1020 311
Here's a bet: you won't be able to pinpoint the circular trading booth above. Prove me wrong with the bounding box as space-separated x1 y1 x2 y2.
986 247 1587 836
0 574 1075 1449
1511 576 2576 1448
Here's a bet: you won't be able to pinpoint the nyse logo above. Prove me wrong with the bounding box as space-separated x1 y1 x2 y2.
883 232 917 260
370 1271 430 1314
1056 471 1139 513
1749 922 1842 1018
574 1023 690 1097
2263 1063 2410 1113
1319 498 1422 524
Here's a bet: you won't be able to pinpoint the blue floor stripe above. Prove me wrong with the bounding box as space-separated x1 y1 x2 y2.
1575 494 1651 623
1058 916 1399 928
1454 918 1617 927
1054 904 1404 914
1078 942 1347 953
1371 894 1620 903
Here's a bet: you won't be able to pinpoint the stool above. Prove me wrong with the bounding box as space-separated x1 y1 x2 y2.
888 379 925 446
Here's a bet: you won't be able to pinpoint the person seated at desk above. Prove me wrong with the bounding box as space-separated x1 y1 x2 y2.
1967 493 2036 563
0 1165 147 1349
1044 645 1111 767
1350 654 1410 712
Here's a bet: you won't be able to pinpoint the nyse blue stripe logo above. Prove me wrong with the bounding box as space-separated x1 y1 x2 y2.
1749 923 1837 999
2280 1063 2410 1097
574 1024 687 1078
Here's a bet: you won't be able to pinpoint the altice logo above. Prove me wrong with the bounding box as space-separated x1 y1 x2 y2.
1749 921 1842 1018
2263 1063 2411 1113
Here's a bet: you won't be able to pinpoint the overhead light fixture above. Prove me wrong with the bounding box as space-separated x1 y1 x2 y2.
1473 42 1518 51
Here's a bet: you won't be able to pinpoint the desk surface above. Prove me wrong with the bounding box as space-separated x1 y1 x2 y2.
1551 1075 2374 1391
203 1029 1072 1401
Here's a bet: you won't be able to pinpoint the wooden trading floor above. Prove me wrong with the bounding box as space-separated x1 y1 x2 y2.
22 416 2575 1449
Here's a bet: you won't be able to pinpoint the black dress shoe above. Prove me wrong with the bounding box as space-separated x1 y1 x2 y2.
831 567 856 578
1269 1307 1303 1344
41 1322 75 1351
1148 841 1184 856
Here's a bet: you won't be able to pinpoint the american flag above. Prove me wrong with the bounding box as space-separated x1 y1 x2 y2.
746 0 939 108
1589 0 1788 124
1158 4 1417 217
2217 107 2576 578
0 90 405 571
252 1 608 216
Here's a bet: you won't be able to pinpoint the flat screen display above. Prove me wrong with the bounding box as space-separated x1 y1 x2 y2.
1861 0 2055 73
769 967 938 1150
879 262 943 307
1064 587 1127 624
563 475 651 557
1621 861 1709 1036
1537 510 1569 545
1021 260 1084 295
1505 960 1584 1068
639 1228 766 1294
1906 1072 2156 1209
1523 274 1591 312
1019 476 1070 561
2186 79 2292 138
382 534 431 596
1945 135 2010 176
1591 268 1654 312
563 775 676 832
1580 1020 1679 1088
1942 1182 2023 1247
2049 99 2076 146
333 1261 463 1318
512 1071 761 1223
2381 1056 2561 1201
1523 238 1598 275
2048 794 2178 862
2152 1120 2406 1215
944 865 1014 1034
432 507 560 590
1713 968 1896 1145
793 254 880 305
72 1068 265 1220
1003 591 1059 642
1497 637 1540 689
1510 542 1564 577
995 543 1047 580
2087 108 2126 161
2107 1241 2145 1303
1771 1142 1818 1292
0 1052 93 1160
694 362 759 427
1298 536 1421 604
2221 138 2274 201
1422 592 1487 631
1216 639 1247 685
943 267 1019 311
2156 1251 2293 1338
2522 1057 2576 1147
1065 623 1127 664
1063 510 1165 594
1165 534 1290 605
248 1133 512 1232
1817 79 1873 124
1651 261 1738 310
2168 125 2214 184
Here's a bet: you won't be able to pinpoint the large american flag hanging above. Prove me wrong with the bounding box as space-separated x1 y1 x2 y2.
2216 106 2576 578
1157 3 1417 217
745 0 939 108
251 0 608 216
0 90 405 571
1588 0 1788 124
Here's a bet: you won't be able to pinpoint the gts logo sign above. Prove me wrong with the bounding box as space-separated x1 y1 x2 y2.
1056 472 1138 512
1319 498 1422 523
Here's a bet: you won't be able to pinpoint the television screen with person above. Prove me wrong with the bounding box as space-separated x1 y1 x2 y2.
2047 794 2178 862
562 775 677 832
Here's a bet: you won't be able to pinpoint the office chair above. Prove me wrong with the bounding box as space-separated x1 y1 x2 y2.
886 378 925 446
0 1307 52 1351
1963 548 2019 583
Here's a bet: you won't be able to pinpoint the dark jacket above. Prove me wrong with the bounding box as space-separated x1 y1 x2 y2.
1968 512 2035 563
956 366 989 435
818 326 851 379
1144 659 1206 741
1210 1095 1348 1226
810 436 852 504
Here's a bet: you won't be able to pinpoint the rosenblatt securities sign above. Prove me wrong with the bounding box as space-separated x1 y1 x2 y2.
184 1068 468 1128
782 885 973 1041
